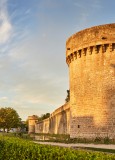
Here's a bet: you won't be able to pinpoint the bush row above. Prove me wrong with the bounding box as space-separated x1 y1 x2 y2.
0 135 115 160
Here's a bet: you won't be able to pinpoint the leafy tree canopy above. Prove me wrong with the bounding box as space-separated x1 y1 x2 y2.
38 113 50 121
0 107 21 132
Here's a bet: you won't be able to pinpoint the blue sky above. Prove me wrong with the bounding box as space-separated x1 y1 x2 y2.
0 0 115 120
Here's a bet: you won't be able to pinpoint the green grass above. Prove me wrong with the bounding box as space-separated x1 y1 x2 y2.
72 146 115 154
0 135 115 160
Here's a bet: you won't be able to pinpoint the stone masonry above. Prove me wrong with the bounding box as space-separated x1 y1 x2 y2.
66 23 115 139
28 23 115 139
35 103 70 134
28 115 38 133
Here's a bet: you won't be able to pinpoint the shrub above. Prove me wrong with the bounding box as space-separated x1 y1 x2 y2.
0 135 115 160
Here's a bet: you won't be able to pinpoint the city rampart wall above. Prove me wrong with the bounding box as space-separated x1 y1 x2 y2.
35 103 70 134
29 23 115 140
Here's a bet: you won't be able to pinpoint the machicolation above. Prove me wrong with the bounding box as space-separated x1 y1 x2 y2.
66 23 115 65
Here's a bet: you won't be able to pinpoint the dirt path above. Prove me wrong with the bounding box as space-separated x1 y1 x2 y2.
34 141 115 150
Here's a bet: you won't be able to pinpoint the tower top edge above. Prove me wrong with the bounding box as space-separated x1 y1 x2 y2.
66 23 115 45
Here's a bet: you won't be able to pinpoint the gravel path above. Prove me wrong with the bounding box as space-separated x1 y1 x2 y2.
34 141 115 150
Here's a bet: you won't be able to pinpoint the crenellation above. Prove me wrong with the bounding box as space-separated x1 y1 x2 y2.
102 44 105 53
70 53 74 61
83 48 87 56
109 43 112 52
66 42 115 66
73 51 77 59
88 46 92 55
78 50 81 58
113 43 115 50
94 45 98 54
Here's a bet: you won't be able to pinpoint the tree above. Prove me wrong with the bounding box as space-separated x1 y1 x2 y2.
20 120 28 132
65 90 70 103
0 107 21 132
38 113 50 121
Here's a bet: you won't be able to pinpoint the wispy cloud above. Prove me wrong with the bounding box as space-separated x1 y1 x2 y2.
72 0 103 31
91 0 103 9
0 0 12 43
39 0 59 9
0 96 8 101
74 0 102 9
73 2 84 9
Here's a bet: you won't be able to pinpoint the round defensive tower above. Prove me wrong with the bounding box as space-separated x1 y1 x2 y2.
28 115 38 134
66 23 115 139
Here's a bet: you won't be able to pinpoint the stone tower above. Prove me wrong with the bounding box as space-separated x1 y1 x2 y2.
66 24 115 139
28 115 38 133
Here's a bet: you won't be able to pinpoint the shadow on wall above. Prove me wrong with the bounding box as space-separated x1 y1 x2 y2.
71 84 115 139
49 110 67 134
103 61 115 138
70 58 115 139
105 85 115 138
49 116 56 134
70 114 91 138
37 121 43 133
57 110 67 134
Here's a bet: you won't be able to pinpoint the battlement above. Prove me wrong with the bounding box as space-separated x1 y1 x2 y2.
66 23 115 65
66 43 115 65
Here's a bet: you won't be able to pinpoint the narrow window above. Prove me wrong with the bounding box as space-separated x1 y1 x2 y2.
78 125 80 128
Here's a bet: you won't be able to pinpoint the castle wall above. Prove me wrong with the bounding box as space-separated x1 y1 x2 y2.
66 24 115 138
28 115 38 133
35 103 70 134
29 24 115 140
35 118 49 133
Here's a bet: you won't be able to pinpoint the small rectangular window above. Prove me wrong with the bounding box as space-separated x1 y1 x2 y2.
78 125 80 128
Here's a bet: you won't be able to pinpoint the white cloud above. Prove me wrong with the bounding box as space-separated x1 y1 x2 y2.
0 0 12 43
0 96 8 101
